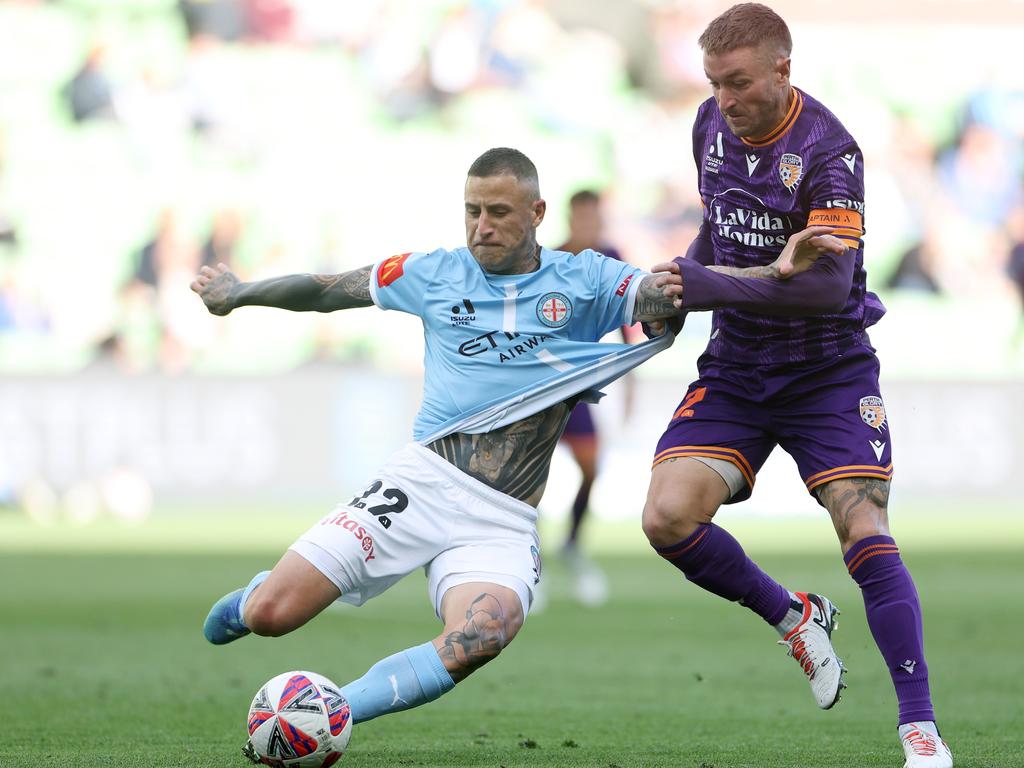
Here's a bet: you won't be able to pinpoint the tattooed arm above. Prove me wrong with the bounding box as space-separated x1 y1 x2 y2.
632 274 681 324
427 402 573 506
190 263 373 316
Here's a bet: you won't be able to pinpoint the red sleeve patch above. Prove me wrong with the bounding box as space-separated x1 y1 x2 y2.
615 273 634 297
376 253 411 288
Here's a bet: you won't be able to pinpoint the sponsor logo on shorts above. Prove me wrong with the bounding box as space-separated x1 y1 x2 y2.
778 152 803 192
321 511 376 562
858 395 887 432
536 292 572 328
376 253 411 288
530 544 542 584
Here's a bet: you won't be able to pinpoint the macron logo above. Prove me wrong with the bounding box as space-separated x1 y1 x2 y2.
841 153 858 175
900 659 917 675
615 274 634 297
746 153 760 176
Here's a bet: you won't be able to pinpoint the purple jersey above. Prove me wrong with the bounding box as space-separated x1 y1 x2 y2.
692 87 886 365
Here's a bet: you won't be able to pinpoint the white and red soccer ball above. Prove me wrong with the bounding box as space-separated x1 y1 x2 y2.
247 671 353 767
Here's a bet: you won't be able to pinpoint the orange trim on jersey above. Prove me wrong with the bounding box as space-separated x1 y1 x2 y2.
741 88 803 148
846 543 900 575
657 526 710 559
652 446 756 488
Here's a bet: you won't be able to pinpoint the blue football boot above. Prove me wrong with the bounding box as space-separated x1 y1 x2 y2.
203 571 270 645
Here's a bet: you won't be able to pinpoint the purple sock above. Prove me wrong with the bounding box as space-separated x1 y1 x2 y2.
565 479 592 546
845 535 934 725
654 523 790 625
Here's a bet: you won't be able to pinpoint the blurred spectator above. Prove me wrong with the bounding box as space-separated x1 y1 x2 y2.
885 238 942 294
62 44 117 123
0 127 17 247
201 208 244 270
936 121 1021 229
0 268 49 335
242 0 295 43
428 5 486 97
132 208 192 288
1006 203 1024 325
559 189 621 261
179 0 246 41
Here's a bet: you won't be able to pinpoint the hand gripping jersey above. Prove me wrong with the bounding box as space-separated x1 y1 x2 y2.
369 247 672 442
693 87 886 365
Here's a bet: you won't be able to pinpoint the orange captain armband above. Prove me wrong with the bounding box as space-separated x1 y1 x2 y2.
808 209 863 247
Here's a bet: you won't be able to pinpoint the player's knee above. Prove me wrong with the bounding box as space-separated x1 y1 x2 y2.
439 593 524 678
641 492 715 547
243 592 295 637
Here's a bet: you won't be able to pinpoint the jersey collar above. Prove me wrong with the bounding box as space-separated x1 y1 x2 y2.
740 87 802 148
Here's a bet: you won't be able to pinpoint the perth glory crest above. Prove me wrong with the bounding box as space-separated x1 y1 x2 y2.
778 153 803 192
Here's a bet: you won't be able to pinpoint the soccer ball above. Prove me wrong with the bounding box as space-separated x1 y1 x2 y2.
246 671 353 767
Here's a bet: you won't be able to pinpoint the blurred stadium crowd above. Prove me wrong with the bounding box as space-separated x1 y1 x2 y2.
1 0 1023 376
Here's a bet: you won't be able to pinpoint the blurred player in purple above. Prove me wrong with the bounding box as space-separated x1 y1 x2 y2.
555 190 635 605
644 5 951 767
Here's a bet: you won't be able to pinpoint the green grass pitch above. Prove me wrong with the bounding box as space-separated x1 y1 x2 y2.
1 514 1022 767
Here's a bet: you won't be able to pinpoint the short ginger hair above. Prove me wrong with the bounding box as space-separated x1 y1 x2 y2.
698 3 792 59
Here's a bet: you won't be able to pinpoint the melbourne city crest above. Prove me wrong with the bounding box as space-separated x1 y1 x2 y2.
537 292 572 328
778 153 803 192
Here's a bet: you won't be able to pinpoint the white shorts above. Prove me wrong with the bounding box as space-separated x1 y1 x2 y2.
290 443 541 618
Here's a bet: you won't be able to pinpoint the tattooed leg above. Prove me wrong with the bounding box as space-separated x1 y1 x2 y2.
816 477 892 553
434 582 525 682
820 478 937 725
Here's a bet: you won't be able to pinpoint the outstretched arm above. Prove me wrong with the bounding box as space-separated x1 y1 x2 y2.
190 263 373 316
654 226 853 316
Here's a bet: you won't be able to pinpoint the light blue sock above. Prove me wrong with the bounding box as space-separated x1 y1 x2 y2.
340 641 455 724
239 570 271 625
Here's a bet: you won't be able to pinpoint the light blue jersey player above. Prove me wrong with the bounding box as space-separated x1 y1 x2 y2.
369 244 669 442
192 147 812 755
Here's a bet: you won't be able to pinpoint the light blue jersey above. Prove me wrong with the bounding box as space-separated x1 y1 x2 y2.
369 246 673 442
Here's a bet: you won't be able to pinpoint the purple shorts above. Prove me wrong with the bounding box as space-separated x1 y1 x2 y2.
653 345 893 503
562 401 597 438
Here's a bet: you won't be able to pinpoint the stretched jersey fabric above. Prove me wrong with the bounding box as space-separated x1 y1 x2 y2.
368 246 672 442
691 86 886 365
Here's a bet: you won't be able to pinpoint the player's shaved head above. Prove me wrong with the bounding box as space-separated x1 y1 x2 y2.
698 3 792 62
468 148 540 199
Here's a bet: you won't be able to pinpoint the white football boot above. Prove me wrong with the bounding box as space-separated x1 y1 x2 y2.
899 722 953 768
776 592 846 709
563 545 609 607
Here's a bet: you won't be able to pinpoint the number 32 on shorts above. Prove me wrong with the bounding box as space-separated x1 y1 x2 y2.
348 481 409 529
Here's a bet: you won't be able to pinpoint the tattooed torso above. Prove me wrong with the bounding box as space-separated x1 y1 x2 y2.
427 401 573 506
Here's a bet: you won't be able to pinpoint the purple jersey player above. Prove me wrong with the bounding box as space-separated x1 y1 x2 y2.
554 189 633 605
643 5 951 768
